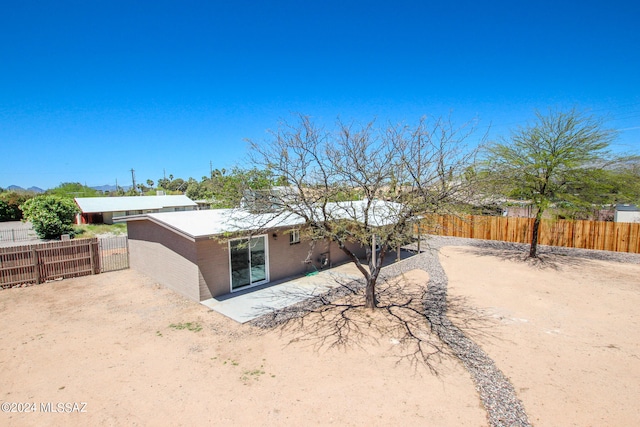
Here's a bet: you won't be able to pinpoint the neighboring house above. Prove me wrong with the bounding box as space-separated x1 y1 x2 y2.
614 204 640 223
123 200 403 302
74 195 197 224
193 199 212 210
502 203 536 218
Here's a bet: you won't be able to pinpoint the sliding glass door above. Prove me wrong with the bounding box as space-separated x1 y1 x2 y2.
229 235 268 291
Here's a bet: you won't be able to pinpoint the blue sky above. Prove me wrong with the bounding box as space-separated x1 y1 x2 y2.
1 0 639 190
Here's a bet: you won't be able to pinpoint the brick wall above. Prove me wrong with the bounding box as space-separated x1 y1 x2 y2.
196 237 230 299
128 220 200 301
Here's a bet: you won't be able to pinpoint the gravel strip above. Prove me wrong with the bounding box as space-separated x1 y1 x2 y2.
251 236 639 425
418 238 531 427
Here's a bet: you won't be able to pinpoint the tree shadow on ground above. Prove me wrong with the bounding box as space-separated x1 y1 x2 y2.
250 272 495 374
462 240 593 270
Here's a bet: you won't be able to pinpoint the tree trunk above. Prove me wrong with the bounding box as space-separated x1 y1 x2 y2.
529 211 543 258
364 248 385 309
364 276 378 309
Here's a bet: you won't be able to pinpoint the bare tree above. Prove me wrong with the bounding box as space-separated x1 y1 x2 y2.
247 114 483 309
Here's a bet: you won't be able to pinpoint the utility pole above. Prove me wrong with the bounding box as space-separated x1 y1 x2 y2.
210 161 213 179
131 168 137 194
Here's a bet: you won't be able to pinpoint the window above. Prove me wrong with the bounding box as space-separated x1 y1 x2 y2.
289 229 300 245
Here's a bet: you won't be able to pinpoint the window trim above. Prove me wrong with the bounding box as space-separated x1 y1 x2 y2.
289 229 301 245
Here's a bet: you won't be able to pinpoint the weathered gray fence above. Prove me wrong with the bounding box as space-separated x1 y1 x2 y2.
98 235 129 272
0 228 38 243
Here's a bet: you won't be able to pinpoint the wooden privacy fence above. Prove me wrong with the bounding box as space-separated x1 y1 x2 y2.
0 238 100 287
417 214 640 254
0 236 130 288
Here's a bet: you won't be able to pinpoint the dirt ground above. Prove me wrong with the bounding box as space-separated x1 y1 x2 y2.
1 245 639 426
0 268 484 427
441 246 640 426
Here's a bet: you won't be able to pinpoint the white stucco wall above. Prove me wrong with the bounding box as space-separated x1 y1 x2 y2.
614 210 640 223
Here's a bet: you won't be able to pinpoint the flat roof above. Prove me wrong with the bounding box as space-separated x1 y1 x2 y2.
124 199 407 240
75 195 197 213
137 209 306 239
616 204 639 212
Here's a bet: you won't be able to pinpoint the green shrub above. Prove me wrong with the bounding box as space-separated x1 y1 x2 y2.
0 200 17 221
0 192 33 221
20 196 79 239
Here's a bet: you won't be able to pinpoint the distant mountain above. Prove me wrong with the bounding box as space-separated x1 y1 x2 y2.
91 184 132 192
5 185 44 193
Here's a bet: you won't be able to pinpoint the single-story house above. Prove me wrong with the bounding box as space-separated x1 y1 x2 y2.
123 200 404 302
74 195 197 224
193 199 212 210
614 204 640 223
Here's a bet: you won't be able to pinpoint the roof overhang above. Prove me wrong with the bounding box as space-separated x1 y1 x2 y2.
119 199 410 241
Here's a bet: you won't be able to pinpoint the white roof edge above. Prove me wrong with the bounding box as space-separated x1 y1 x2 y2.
122 200 408 240
74 195 197 213
122 214 198 242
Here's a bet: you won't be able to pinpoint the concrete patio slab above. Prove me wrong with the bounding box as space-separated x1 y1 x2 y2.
201 263 362 323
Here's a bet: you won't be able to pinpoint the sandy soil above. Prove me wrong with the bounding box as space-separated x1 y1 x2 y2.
0 269 484 427
2 246 639 426
441 246 640 426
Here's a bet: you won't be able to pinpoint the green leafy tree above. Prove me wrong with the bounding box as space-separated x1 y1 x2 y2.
21 195 80 239
125 186 141 196
207 167 284 208
157 177 170 190
168 178 186 192
186 177 213 200
156 175 187 193
485 109 616 257
607 156 640 205
555 159 640 218
0 200 14 221
0 191 34 221
47 182 100 198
